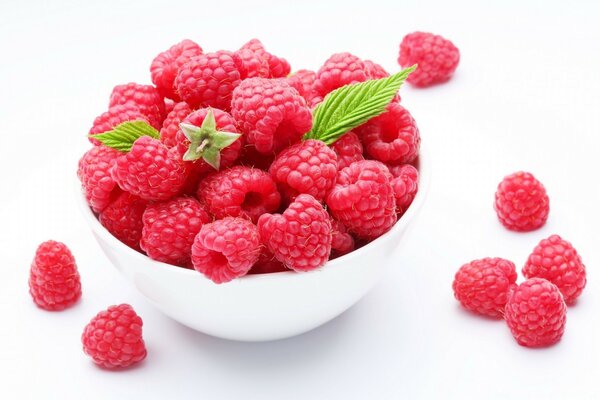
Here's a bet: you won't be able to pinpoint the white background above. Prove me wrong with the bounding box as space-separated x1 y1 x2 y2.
1 0 600 398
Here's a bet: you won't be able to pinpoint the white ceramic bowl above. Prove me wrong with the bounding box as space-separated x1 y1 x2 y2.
79 151 429 342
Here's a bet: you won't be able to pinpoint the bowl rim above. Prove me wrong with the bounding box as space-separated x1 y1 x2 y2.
78 143 430 283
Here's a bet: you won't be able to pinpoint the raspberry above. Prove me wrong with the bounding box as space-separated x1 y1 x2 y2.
81 304 147 369
330 219 355 259
237 145 275 171
77 145 121 213
233 48 269 79
150 39 203 100
141 197 211 267
330 131 364 170
99 192 147 251
326 160 397 240
197 166 280 223
398 31 460 87
269 139 338 203
111 136 187 201
452 258 517 318
258 194 332 272
29 241 82 311
494 171 550 232
231 78 312 154
389 164 419 214
175 51 241 111
286 69 318 104
523 235 586 305
356 103 420 165
192 217 261 283
248 248 288 274
239 39 291 78
505 278 567 347
164 98 176 115
313 53 368 98
363 60 389 79
109 83 165 129
88 103 150 145
159 102 193 148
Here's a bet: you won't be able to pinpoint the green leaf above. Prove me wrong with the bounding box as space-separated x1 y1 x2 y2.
90 120 160 152
305 65 416 144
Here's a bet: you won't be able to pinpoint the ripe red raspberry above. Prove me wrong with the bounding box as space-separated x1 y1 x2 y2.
109 83 165 128
111 136 187 201
523 235 586 305
88 103 150 145
269 139 338 203
364 60 389 79
159 102 193 148
237 145 275 171
505 278 567 347
286 69 318 104
150 39 203 100
239 39 291 78
330 219 355 259
197 166 280 223
99 192 147 251
389 164 419 214
313 53 368 98
141 197 211 267
326 160 397 240
81 304 147 369
248 247 288 274
258 194 332 272
29 241 82 311
356 103 420 165
398 32 460 87
330 131 364 170
175 51 241 111
494 171 550 232
231 78 312 154
192 217 261 283
233 48 269 79
452 258 517 318
77 145 121 213
164 98 176 115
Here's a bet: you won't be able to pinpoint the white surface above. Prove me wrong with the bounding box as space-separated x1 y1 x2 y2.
1 0 599 398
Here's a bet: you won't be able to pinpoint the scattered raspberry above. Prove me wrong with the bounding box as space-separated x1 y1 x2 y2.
237 145 276 171
269 139 338 203
398 32 460 87
141 197 210 267
82 304 147 369
389 164 419 214
248 247 288 274
231 78 312 154
29 241 82 311
175 51 241 110
197 166 280 223
192 217 261 283
159 101 193 148
330 131 364 170
286 69 318 104
452 258 517 318
88 103 150 145
258 194 332 271
363 60 389 79
313 53 368 98
150 39 203 100
109 83 165 128
356 102 420 165
505 278 567 347
326 160 397 239
77 145 121 213
494 171 550 232
523 235 586 305
330 219 355 259
99 192 147 251
239 39 291 78
111 136 187 201
233 48 269 79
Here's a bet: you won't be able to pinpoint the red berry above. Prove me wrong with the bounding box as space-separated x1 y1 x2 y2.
150 39 203 101
330 131 364 170
452 258 517 318
164 98 176 115
233 48 270 79
363 59 389 79
159 102 193 148
248 247 288 274
29 241 82 311
109 83 165 128
398 31 460 87
77 145 121 213
239 39 291 78
494 171 550 232
237 145 275 171
197 166 280 223
286 69 318 104
258 194 332 272
505 278 567 347
326 160 397 240
330 219 355 259
82 304 147 369
523 235 586 305
99 192 147 251
192 217 261 283
231 78 312 154
88 103 150 145
141 197 211 267
313 53 368 98
389 164 419 214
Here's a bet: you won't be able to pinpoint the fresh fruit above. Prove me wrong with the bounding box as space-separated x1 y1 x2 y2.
233 47 269 79
99 192 147 251
330 131 364 170
389 164 419 214
239 39 291 78
286 69 318 104
77 145 121 213
364 60 389 79
88 103 150 145
150 39 203 100
330 219 355 259
160 101 193 148
248 248 288 274
313 52 368 98
109 83 165 128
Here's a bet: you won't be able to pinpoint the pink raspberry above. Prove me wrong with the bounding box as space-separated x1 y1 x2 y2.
356 103 420 165
330 131 364 170
269 139 338 203
389 164 419 214
239 39 291 78
363 60 389 79
150 39 203 100
237 145 276 171
326 160 397 240
141 197 211 267
505 278 567 347
313 53 368 98
99 192 147 251
192 217 261 283
175 51 241 111
398 31 460 87
258 194 332 272
29 241 82 311
523 235 586 305
233 48 269 79
111 136 187 201
77 145 121 213
159 102 193 148
231 78 312 154
286 69 318 104
330 219 355 259
452 258 517 318
494 171 550 232
164 98 176 115
88 103 150 145
197 166 280 223
109 83 165 128
248 248 288 274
